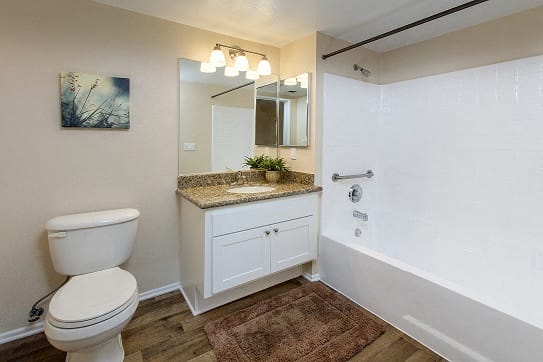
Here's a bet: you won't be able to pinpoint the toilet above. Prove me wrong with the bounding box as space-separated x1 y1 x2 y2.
44 208 140 362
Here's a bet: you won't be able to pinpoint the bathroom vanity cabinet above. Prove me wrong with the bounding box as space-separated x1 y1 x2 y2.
179 193 318 314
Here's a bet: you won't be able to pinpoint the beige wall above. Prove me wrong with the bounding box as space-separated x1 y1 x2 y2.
317 32 382 85
0 0 278 335
381 6 543 83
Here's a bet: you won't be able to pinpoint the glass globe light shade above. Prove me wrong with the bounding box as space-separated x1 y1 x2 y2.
257 56 271 75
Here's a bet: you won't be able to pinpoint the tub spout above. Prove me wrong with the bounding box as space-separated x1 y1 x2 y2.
353 210 368 221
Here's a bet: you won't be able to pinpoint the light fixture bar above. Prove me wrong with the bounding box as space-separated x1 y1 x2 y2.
215 43 266 57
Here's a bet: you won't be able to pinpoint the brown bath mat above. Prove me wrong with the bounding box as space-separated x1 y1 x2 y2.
204 282 384 362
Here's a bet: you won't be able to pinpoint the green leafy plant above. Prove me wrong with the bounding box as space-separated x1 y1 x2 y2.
262 157 289 172
242 155 267 169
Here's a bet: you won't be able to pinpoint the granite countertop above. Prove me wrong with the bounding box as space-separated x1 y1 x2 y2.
177 182 322 209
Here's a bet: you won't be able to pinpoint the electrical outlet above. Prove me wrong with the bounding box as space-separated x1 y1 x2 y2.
290 148 297 160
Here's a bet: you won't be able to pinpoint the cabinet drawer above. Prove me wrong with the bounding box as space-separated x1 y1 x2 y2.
211 193 317 237
270 216 316 273
212 227 270 294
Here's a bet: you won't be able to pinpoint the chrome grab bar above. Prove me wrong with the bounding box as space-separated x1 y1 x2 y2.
332 170 374 182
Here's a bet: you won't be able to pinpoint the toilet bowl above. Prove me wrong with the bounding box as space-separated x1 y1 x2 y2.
44 209 140 362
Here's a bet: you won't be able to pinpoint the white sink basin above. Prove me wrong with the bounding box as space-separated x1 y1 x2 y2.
227 185 276 194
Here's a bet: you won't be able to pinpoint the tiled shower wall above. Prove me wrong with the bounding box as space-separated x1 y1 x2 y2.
322 54 543 269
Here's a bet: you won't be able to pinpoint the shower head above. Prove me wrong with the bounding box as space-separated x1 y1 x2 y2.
353 64 371 77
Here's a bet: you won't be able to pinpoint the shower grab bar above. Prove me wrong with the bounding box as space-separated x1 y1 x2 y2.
332 170 374 182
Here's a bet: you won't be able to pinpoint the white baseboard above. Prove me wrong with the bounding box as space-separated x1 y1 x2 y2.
302 272 320 282
0 323 44 345
178 285 197 316
0 282 183 345
139 282 181 301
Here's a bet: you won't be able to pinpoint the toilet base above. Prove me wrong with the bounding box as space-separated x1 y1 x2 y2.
66 334 124 362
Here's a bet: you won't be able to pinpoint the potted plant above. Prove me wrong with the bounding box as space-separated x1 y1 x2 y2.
242 155 267 170
262 157 288 183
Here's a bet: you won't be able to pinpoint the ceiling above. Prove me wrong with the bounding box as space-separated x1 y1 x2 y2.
94 0 543 52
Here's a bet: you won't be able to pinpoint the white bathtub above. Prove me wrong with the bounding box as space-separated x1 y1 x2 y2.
319 229 543 362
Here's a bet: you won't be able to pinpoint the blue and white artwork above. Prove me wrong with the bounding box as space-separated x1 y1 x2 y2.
60 72 130 128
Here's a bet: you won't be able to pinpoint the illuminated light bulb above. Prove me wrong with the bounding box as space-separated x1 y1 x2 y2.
284 77 297 86
200 62 216 73
209 45 226 67
234 52 249 71
245 70 260 80
224 66 239 77
300 80 308 89
257 56 271 75
296 73 308 82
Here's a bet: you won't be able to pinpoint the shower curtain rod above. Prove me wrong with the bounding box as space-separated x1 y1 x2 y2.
321 0 489 60
210 81 255 99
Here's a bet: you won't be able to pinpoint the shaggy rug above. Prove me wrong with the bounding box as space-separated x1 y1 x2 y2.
204 282 384 362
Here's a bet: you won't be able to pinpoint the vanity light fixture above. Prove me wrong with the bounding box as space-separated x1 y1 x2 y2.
200 62 216 73
284 77 297 86
233 51 249 72
245 70 260 80
209 45 226 67
204 43 272 76
224 66 239 77
296 73 308 82
257 56 271 76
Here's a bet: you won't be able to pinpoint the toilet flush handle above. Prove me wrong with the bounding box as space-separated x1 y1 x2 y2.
48 232 67 238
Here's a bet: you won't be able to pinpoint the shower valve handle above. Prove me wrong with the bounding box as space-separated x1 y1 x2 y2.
348 184 363 203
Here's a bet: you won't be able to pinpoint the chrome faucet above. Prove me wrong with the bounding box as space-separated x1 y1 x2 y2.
353 210 368 221
233 171 248 185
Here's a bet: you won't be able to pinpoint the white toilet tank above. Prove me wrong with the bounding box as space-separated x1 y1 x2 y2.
46 209 140 276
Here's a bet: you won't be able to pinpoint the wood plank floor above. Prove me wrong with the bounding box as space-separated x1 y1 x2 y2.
0 278 446 362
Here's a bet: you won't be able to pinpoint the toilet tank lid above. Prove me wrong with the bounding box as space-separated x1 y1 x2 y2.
46 208 140 231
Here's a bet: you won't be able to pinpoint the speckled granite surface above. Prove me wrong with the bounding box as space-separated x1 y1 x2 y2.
177 170 314 189
177 171 321 209
177 182 322 209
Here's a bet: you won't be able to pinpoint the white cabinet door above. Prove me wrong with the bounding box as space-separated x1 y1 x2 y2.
212 227 271 294
270 216 316 273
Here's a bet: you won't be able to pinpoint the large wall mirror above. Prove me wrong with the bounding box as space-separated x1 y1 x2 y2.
255 73 310 147
178 59 278 175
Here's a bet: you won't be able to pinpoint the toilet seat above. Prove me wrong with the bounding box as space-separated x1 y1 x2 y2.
48 267 138 329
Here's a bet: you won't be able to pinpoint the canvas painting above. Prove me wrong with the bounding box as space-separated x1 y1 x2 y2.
60 72 130 128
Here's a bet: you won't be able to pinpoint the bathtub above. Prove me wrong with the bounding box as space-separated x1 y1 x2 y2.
319 228 543 362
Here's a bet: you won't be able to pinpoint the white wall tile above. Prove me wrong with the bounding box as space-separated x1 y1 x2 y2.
322 54 543 293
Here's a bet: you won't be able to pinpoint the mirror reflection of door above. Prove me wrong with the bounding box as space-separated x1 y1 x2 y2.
255 98 278 146
255 81 279 146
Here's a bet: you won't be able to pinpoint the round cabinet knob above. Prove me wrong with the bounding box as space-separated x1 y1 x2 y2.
265 230 271 235
273 228 279 233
